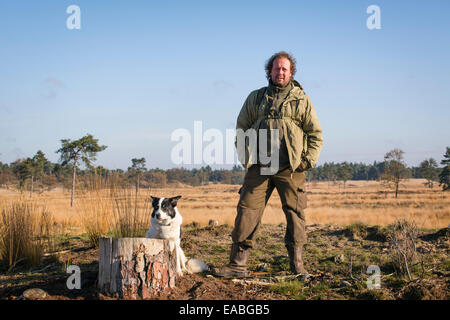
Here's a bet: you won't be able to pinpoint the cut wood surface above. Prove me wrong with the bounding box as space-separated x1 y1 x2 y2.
98 237 176 299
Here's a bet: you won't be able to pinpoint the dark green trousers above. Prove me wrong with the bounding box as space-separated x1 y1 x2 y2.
231 165 308 248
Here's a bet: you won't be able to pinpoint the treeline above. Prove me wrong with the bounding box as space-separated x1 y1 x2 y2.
2 133 447 208
0 158 246 191
0 158 443 190
305 161 442 182
0 146 449 194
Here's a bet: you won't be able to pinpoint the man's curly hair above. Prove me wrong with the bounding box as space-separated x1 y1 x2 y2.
265 51 297 81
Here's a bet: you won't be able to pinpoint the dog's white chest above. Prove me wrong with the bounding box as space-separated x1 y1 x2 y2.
146 218 180 240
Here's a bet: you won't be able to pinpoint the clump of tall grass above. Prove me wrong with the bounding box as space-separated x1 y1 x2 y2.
111 187 151 238
77 173 152 247
0 199 54 271
76 189 112 248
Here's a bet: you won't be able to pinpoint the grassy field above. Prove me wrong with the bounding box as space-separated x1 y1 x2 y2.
0 179 449 300
1 178 448 232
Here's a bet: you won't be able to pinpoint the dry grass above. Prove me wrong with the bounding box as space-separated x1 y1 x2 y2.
109 187 151 239
386 219 419 280
0 179 448 236
75 190 113 247
0 198 54 270
75 187 152 247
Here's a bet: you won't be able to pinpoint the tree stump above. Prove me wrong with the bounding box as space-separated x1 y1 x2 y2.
98 237 176 299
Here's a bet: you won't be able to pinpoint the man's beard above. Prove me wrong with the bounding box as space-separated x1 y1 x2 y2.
272 77 290 87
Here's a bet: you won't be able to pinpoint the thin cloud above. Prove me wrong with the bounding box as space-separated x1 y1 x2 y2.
44 77 65 88
42 77 65 99
212 80 233 91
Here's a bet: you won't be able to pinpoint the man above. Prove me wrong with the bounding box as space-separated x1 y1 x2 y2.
212 51 323 278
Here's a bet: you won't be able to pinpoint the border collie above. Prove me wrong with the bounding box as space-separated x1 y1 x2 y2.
145 195 207 276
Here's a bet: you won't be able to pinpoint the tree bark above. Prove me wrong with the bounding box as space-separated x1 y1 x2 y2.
136 174 140 195
98 237 177 299
395 179 399 198
30 175 34 199
71 160 77 207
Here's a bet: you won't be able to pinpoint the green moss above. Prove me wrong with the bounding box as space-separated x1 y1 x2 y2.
270 255 290 272
357 289 389 300
384 276 408 289
442 258 450 271
308 283 331 299
270 281 306 300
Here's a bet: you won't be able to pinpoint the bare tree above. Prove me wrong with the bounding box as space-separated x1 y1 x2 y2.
387 220 418 280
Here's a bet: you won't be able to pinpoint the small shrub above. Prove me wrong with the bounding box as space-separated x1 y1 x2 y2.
386 220 418 280
344 223 388 242
344 222 367 240
357 289 389 300
366 226 388 242
401 283 430 300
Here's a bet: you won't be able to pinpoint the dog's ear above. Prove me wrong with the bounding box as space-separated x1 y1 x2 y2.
169 195 182 207
150 196 159 207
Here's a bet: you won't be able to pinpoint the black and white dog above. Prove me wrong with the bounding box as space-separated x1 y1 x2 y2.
145 195 207 276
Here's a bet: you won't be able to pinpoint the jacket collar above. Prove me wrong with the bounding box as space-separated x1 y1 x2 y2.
268 79 292 94
267 79 305 101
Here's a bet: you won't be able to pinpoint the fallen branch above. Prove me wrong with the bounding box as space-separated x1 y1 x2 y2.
349 256 356 280
231 279 274 286
7 258 25 273
273 274 305 282
43 249 72 257
31 263 56 273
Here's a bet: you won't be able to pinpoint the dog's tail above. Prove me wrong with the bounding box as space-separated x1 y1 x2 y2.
185 258 209 274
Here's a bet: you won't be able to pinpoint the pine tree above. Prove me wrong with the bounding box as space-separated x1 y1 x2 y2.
56 134 107 207
13 150 47 198
336 162 353 189
128 158 146 194
419 158 439 188
439 147 450 191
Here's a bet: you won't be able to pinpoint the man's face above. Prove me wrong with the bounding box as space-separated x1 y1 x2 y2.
270 57 292 87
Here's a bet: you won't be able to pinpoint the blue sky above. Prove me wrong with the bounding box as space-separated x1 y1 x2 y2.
0 0 449 170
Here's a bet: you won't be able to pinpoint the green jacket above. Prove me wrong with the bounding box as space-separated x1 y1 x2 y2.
236 81 323 172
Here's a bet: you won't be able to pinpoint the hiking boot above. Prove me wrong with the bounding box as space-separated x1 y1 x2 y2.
286 244 308 275
212 244 250 278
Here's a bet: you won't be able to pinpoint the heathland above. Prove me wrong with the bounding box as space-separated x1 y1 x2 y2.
0 179 448 300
